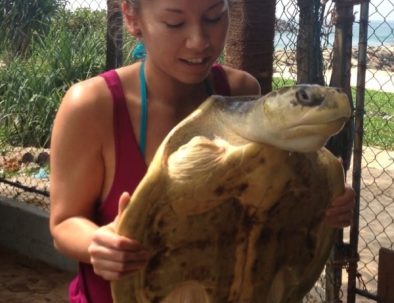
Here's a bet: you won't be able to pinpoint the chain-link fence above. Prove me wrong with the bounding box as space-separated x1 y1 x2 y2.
274 0 394 302
1 0 393 302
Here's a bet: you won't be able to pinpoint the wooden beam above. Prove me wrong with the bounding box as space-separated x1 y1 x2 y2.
378 248 394 303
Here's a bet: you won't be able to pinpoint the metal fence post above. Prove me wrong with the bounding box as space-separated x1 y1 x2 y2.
325 0 356 300
347 0 370 302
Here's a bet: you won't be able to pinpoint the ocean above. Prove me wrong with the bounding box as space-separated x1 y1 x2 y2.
275 20 394 49
353 20 394 46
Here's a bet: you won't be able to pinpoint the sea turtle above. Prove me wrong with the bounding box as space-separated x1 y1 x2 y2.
111 84 352 303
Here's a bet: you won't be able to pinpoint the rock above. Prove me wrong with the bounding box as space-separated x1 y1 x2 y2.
21 152 34 164
35 152 50 167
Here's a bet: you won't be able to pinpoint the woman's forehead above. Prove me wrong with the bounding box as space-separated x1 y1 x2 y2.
142 0 228 12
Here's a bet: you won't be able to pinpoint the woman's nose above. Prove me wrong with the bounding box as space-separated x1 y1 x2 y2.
185 26 210 50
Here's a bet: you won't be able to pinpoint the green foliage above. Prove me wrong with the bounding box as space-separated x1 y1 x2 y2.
362 89 394 150
272 77 296 89
0 9 106 148
0 0 65 58
53 8 106 35
0 57 62 147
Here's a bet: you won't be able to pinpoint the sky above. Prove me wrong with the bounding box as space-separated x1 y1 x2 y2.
66 0 393 22
66 0 105 11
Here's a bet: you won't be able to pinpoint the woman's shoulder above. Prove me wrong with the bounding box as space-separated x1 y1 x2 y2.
62 74 110 110
64 64 138 108
53 74 116 140
220 65 261 96
57 64 139 129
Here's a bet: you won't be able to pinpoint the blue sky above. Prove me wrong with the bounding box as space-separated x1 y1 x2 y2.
66 0 393 21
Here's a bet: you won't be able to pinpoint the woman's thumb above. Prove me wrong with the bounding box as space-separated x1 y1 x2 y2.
117 192 131 221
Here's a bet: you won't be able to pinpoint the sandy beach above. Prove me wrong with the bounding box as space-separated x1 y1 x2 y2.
274 46 394 92
274 66 394 93
0 247 72 302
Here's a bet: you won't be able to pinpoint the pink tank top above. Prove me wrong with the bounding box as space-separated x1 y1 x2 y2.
68 64 231 303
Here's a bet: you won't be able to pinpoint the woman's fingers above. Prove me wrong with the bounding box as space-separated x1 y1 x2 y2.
325 212 353 228
89 238 150 261
90 228 150 261
325 186 355 228
89 239 150 280
88 220 150 280
91 257 149 280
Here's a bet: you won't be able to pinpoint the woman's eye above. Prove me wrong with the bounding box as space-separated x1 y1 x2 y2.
204 14 223 23
165 22 184 28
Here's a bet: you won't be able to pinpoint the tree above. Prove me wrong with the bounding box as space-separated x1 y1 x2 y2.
295 1 355 301
296 0 325 85
225 0 276 95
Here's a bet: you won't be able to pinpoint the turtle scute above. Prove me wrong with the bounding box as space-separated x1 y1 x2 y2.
111 86 351 303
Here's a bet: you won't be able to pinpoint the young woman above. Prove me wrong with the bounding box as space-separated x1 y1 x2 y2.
49 0 355 302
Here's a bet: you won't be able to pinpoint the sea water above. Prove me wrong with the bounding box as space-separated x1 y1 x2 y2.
355 20 394 46
275 20 394 49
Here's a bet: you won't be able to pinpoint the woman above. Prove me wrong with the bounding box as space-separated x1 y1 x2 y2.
49 0 355 302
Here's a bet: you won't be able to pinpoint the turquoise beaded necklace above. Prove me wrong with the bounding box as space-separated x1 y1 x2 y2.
139 60 148 156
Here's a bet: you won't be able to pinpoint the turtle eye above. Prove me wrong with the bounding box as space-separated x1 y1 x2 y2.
296 88 324 106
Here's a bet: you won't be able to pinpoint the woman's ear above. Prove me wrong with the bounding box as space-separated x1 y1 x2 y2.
122 2 142 37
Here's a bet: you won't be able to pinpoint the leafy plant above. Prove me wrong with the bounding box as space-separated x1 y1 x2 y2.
52 8 106 35
0 9 106 147
272 77 296 89
362 89 394 149
0 0 65 59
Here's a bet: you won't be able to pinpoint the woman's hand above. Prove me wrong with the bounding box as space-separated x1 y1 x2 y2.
88 192 150 281
324 185 356 228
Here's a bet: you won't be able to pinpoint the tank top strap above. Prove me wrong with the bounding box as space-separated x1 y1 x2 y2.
99 70 127 107
98 69 146 224
99 70 135 164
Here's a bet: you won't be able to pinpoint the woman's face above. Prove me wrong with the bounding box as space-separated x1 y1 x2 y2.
127 0 229 84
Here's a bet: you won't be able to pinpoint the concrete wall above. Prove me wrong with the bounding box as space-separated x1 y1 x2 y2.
0 196 77 273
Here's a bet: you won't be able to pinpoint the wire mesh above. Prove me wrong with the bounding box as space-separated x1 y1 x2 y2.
274 0 394 302
0 0 393 302
351 0 394 301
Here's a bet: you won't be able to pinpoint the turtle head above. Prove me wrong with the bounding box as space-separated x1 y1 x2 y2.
256 84 352 152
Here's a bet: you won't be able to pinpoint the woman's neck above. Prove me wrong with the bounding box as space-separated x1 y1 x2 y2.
143 60 211 106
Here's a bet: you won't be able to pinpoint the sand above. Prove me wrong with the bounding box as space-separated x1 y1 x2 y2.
274 66 394 93
0 246 72 303
274 46 394 93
